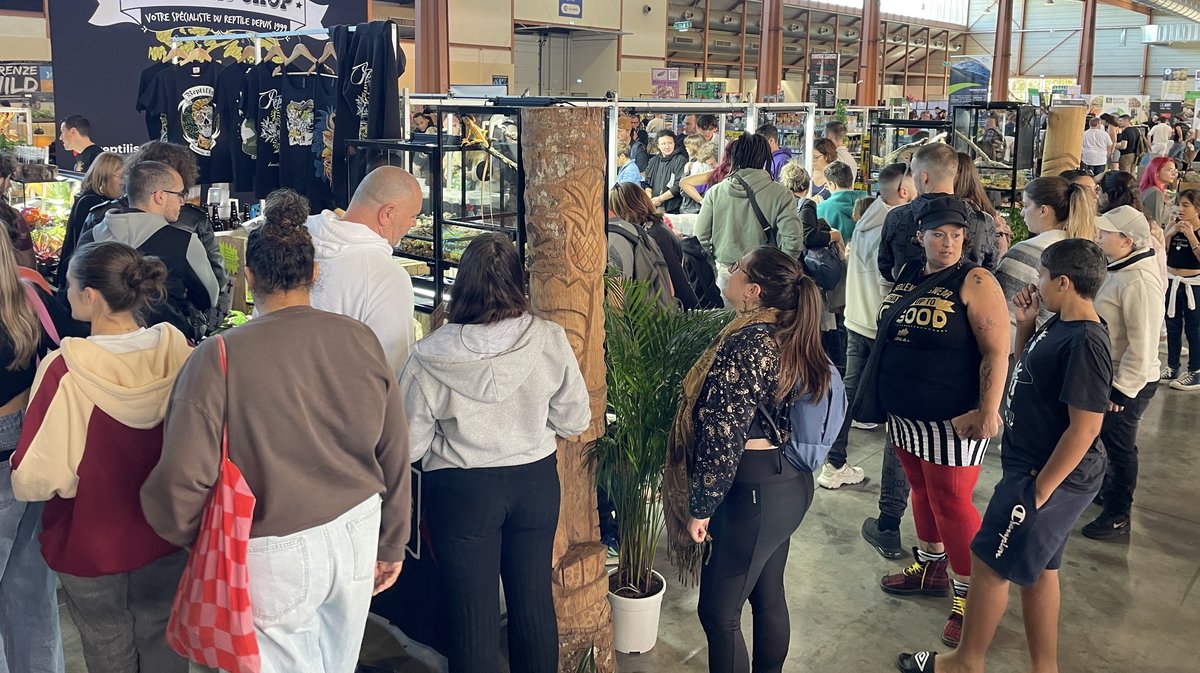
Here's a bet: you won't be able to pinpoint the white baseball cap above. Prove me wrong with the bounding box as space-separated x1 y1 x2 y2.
1096 205 1150 244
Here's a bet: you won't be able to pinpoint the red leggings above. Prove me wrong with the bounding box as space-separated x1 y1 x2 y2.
893 448 982 577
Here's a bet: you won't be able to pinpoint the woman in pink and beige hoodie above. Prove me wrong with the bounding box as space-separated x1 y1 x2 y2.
12 240 193 673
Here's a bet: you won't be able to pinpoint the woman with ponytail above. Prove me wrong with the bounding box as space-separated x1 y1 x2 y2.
994 176 1098 333
11 240 193 672
667 246 829 673
144 189 412 673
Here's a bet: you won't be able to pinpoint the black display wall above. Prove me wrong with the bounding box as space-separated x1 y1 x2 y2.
48 0 367 166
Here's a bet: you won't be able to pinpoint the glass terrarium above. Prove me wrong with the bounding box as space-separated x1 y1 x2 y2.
346 107 525 314
866 117 953 187
952 102 1036 208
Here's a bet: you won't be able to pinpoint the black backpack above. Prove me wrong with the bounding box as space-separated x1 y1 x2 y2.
680 236 724 309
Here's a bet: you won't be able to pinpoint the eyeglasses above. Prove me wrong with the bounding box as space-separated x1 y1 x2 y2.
158 189 188 201
729 260 741 274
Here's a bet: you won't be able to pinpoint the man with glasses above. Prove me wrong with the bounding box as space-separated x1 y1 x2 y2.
79 160 218 341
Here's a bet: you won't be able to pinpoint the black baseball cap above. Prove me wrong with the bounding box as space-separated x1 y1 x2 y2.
914 196 970 231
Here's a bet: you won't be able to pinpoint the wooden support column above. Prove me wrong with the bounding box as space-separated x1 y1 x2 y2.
804 10 813 96
522 106 614 673
702 0 711 79
923 30 931 102
414 0 450 93
856 0 881 106
992 0 1014 101
1041 105 1087 176
739 0 749 95
758 0 784 101
1078 0 1097 91
833 14 841 102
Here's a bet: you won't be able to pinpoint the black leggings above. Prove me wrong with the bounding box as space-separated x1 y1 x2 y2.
424 453 561 673
697 449 815 673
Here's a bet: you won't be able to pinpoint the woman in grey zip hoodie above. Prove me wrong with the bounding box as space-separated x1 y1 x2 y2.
399 233 591 673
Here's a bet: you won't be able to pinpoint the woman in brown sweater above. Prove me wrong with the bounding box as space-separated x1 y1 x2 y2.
142 189 412 673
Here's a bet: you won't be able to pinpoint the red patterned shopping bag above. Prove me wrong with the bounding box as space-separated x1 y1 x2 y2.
165 335 261 673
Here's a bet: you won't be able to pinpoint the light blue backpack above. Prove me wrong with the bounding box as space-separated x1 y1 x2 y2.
759 363 848 472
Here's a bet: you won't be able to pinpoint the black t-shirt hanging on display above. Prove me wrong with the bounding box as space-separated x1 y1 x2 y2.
1001 317 1113 492
332 21 406 205
280 73 317 193
331 24 357 206
308 74 338 214
211 63 255 191
136 62 171 141
139 62 221 184
346 21 404 142
244 61 283 199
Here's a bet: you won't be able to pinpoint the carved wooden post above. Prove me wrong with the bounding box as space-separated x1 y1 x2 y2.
1041 106 1087 177
521 106 614 673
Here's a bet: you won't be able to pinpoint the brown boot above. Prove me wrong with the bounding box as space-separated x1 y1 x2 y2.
880 548 950 597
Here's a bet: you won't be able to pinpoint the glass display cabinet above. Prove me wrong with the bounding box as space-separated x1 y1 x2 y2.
5 169 82 281
951 102 1036 208
866 118 953 188
346 106 525 314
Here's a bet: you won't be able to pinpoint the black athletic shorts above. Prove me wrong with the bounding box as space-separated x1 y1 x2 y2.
970 470 1098 587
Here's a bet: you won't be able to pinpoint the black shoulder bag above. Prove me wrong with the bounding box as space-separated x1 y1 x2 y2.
850 262 966 423
731 174 777 247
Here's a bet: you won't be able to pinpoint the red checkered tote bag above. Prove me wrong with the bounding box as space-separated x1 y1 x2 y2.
165 335 261 673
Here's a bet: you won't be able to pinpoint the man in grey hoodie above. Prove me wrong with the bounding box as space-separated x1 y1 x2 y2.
82 161 218 342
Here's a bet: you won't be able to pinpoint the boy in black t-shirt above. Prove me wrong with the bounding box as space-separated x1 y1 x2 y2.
898 239 1113 673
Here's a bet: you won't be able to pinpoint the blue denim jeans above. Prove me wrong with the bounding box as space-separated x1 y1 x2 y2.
248 494 381 673
0 409 64 673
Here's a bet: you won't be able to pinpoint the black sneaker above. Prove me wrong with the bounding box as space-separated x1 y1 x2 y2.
862 517 905 559
1082 512 1131 540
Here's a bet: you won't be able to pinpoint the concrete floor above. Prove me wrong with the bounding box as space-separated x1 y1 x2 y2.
58 383 1199 673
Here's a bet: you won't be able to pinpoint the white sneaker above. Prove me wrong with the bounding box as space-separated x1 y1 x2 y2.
851 421 879 430
1170 370 1200 391
817 463 866 489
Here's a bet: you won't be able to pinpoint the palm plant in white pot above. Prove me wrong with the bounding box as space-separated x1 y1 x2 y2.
591 279 729 654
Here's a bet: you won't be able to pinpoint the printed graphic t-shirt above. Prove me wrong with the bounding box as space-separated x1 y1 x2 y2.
136 62 171 141
211 63 254 191
244 61 283 199
1001 316 1113 492
72 145 103 173
280 73 317 194
139 63 220 184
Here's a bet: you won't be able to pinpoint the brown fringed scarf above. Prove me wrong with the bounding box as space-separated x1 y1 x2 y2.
662 306 779 586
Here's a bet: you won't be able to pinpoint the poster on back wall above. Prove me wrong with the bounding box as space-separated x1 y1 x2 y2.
48 1 367 171
807 52 838 109
1095 95 1150 125
1162 68 1189 102
651 68 680 99
948 56 990 107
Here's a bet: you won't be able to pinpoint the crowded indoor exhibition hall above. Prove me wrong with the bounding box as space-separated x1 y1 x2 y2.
0 0 1197 672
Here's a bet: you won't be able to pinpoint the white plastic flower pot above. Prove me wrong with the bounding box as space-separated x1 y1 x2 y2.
607 570 666 655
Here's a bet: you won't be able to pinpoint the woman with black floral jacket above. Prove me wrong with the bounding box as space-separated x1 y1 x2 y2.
685 246 830 673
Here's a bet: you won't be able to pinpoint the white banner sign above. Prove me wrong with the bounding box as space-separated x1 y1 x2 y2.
90 0 327 31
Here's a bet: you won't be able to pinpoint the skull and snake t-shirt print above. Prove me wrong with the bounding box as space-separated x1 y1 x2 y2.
138 62 221 184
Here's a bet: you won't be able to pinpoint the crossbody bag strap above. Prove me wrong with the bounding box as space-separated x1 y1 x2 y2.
215 335 230 463
21 282 60 346
731 174 772 236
